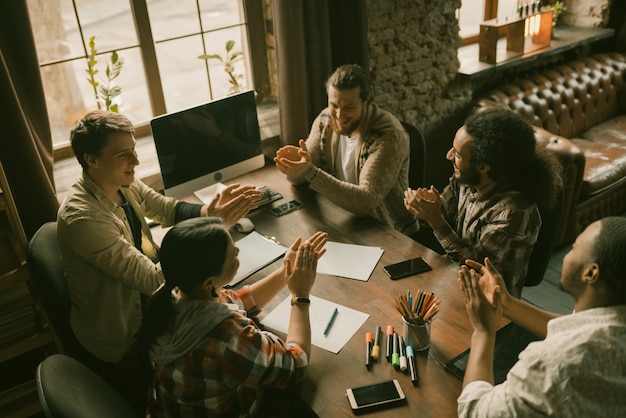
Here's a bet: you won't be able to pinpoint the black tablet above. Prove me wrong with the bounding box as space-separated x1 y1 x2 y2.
444 322 541 384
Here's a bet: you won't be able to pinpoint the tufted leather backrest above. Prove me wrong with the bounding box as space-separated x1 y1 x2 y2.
472 53 626 138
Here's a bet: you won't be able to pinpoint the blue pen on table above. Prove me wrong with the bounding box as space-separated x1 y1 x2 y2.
323 307 339 336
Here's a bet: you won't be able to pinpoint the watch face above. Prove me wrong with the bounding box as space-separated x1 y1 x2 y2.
291 297 310 305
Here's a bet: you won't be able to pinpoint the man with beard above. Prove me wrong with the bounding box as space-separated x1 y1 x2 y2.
274 64 417 234
456 217 626 417
404 108 560 297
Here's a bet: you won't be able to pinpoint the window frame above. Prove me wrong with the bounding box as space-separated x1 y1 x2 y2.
38 0 271 161
460 0 500 45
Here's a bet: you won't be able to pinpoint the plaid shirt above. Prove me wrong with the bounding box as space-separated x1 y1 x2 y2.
151 287 308 417
434 177 540 296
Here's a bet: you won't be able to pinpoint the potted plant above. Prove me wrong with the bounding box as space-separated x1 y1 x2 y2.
548 1 567 26
198 40 244 95
85 36 124 112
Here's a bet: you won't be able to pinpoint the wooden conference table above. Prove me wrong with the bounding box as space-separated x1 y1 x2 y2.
172 164 475 417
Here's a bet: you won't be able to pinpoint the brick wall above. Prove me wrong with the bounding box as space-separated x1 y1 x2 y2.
560 0 611 27
365 0 471 132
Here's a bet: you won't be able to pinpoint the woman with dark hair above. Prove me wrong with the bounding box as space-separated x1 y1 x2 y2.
138 217 327 417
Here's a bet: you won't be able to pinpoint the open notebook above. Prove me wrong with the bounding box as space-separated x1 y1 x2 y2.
228 231 287 287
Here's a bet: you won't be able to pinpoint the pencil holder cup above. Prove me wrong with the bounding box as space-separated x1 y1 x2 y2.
403 317 431 351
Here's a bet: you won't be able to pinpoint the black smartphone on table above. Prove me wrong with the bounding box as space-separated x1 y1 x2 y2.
269 200 302 216
383 257 432 280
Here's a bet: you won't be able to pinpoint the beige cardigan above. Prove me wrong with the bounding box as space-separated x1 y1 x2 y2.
288 102 417 234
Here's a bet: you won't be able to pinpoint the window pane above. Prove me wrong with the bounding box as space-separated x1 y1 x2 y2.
147 0 201 42
27 0 84 63
202 26 251 99
74 0 138 51
199 0 245 30
39 47 151 149
498 0 520 21
109 48 152 125
40 61 88 149
156 36 213 112
459 0 485 39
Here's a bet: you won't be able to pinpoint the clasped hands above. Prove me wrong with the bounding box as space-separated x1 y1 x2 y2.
404 186 445 227
274 139 313 178
201 183 261 226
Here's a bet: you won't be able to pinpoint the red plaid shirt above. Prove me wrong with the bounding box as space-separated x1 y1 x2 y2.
151 287 308 417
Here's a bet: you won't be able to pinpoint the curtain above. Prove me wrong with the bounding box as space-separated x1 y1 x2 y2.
272 0 368 145
0 1 58 240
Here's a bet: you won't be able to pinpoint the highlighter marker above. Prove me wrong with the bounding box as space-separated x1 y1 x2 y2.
391 332 400 369
365 332 373 369
399 335 408 372
371 326 381 362
385 325 394 362
406 345 419 385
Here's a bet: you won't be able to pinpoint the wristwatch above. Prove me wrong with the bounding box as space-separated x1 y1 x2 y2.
291 297 311 306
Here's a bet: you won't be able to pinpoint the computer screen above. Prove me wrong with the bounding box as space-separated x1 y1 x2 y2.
150 90 264 198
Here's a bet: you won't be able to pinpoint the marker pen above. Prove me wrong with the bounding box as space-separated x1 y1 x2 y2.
399 335 408 372
406 345 419 385
371 326 381 362
386 325 394 362
391 332 400 369
365 332 373 369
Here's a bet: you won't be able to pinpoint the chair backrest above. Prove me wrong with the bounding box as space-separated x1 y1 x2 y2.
27 221 80 355
37 353 137 418
523 180 565 289
402 122 427 189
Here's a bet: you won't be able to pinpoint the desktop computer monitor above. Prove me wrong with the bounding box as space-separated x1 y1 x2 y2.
150 90 265 198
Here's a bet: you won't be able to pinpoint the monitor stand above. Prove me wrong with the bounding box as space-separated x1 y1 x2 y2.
194 182 227 204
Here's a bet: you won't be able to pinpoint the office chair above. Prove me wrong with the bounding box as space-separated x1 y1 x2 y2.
521 179 565 291
36 354 137 418
401 122 427 189
27 221 81 356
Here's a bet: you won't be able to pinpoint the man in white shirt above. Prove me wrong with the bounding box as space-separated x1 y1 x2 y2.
457 216 626 417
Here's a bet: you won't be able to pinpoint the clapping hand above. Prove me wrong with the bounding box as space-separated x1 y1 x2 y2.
458 259 502 334
274 139 313 177
284 231 328 297
202 184 261 226
404 186 445 227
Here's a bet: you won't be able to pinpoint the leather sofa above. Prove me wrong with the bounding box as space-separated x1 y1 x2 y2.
471 52 626 246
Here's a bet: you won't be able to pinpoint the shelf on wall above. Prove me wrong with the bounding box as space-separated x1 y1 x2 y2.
458 25 615 77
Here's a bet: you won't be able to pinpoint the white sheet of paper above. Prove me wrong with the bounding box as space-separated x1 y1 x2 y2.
261 295 369 354
316 241 384 281
229 231 286 286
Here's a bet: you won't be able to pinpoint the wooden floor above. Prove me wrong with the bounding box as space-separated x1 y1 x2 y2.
522 243 575 314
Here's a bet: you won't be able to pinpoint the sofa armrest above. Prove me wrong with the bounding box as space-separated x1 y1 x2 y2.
533 127 585 245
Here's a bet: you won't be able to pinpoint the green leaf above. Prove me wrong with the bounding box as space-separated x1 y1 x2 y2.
109 86 122 97
226 40 235 52
198 54 223 62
